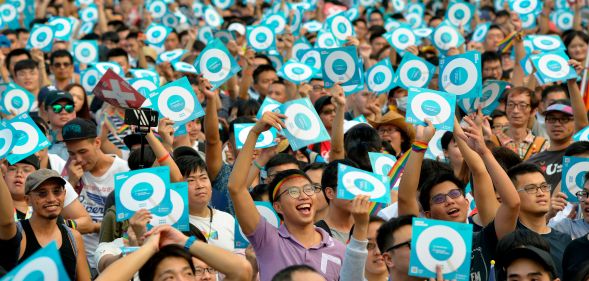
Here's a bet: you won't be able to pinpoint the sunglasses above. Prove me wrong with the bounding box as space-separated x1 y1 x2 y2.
52 104 75 114
30 187 65 198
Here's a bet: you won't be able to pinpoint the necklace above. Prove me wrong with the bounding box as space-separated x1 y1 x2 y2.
207 206 215 240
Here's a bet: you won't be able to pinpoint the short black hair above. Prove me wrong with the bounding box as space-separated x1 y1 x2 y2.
106 47 128 61
175 155 208 178
368 26 386 43
101 31 120 43
266 153 300 173
541 84 568 101
376 214 415 253
6 48 31 69
441 131 454 150
495 229 552 279
14 59 38 74
492 147 522 171
303 162 326 173
128 146 155 170
254 54 272 66
482 51 501 64
268 169 312 204
272 264 320 281
418 169 465 212
507 163 545 185
564 141 589 157
344 124 382 171
506 86 540 110
236 99 260 119
50 49 73 65
139 245 195 281
253 64 276 84
250 184 269 201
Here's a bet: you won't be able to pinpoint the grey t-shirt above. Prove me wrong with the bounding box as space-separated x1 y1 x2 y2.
549 218 589 240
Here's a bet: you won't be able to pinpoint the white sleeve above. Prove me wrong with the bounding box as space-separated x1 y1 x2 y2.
63 181 78 207
95 239 124 273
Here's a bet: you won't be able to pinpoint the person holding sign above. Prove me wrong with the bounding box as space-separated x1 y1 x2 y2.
228 111 345 281
0 168 91 280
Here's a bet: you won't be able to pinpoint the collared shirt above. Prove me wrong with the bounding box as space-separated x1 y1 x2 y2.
495 129 548 159
247 217 346 281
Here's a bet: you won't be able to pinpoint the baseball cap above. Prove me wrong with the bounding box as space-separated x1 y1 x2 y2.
25 169 66 194
9 155 40 170
545 101 573 116
500 246 558 278
227 22 245 35
44 91 74 110
38 86 58 106
62 118 98 142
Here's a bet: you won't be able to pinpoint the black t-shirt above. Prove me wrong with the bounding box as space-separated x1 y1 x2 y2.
470 221 498 281
517 221 571 279
563 234 589 281
525 149 566 189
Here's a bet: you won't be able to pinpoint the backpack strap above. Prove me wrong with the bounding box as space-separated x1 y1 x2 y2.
62 223 78 280
523 136 546 160
314 220 333 237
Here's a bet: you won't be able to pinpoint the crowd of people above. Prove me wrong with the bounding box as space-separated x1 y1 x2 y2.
0 0 589 280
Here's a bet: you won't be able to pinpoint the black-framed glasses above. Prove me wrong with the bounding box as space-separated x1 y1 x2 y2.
576 190 589 201
51 104 75 114
516 183 551 194
276 184 321 200
430 189 463 205
384 240 411 252
506 102 531 111
30 187 65 198
545 116 573 124
194 267 216 276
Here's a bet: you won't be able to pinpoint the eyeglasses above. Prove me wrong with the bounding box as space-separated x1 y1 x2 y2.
378 127 399 135
312 85 324 91
7 165 35 174
367 242 377 251
276 184 321 200
194 267 217 276
52 62 71 68
576 190 589 201
16 69 38 78
516 183 551 194
384 240 411 252
506 102 531 111
30 187 65 198
51 104 75 114
430 189 463 205
545 116 573 124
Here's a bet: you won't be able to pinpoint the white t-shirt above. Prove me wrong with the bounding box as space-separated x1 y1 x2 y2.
189 208 236 252
78 156 129 269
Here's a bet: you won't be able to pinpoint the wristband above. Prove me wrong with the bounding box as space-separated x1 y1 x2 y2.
157 153 170 163
411 141 428 153
253 160 264 170
184 236 197 250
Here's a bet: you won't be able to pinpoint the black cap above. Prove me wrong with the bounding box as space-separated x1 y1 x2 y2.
313 95 332 114
500 246 558 278
9 155 40 170
38 85 58 106
44 91 74 109
62 118 97 142
123 133 147 150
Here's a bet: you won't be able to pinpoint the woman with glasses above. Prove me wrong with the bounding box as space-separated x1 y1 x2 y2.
228 111 345 281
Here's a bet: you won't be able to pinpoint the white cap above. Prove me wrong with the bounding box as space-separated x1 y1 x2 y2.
228 23 246 35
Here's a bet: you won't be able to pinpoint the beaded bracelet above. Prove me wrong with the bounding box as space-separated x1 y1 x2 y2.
411 141 428 153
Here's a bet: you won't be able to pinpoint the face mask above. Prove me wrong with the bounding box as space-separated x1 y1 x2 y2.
396 96 408 111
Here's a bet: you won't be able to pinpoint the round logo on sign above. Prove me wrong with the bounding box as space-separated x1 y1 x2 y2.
50 18 73 39
532 36 561 51
441 57 478 96
95 62 122 75
173 62 197 74
472 24 488 42
131 79 157 96
198 48 231 82
150 189 184 226
283 63 313 83
30 26 54 49
119 172 166 211
301 50 321 70
205 7 222 27
330 15 353 41
157 86 196 123
284 103 321 141
374 156 396 176
74 41 98 64
146 25 169 45
11 121 40 155
249 26 274 51
391 28 416 51
265 14 286 34
1 4 18 22
367 64 393 93
12 256 60 280
537 54 569 79
0 127 14 159
564 161 589 196
410 92 452 125
433 25 459 50
399 59 429 88
81 68 100 92
324 50 355 83
474 83 501 109
512 0 538 14
415 225 467 273
162 13 179 27
448 3 471 27
3 88 31 115
148 1 167 19
414 28 432 37
341 170 387 199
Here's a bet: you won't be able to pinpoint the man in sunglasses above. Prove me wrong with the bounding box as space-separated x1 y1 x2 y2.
375 215 416 281
49 50 79 91
45 90 77 161
0 168 91 280
507 163 571 279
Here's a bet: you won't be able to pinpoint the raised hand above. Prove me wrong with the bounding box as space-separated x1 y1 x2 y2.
415 119 436 144
157 117 175 147
350 195 371 227
329 83 345 108
128 209 152 245
198 76 217 100
144 224 190 248
459 115 488 156
251 111 287 135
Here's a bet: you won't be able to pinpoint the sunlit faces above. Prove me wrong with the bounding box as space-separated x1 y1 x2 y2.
108 55 130 75
66 138 102 172
186 119 204 142
290 271 327 281
443 139 463 169
484 28 505 51
305 169 328 220
309 79 327 104
165 32 180 51
506 258 554 281
266 164 300 184
47 101 76 129
154 257 196 281
272 177 317 225
68 85 86 113
349 91 373 116
4 163 36 200
371 37 388 56
492 115 510 135
482 59 502 80
354 21 368 41
514 172 551 216
15 68 40 93
186 167 212 208
50 56 74 80
26 179 66 220
366 221 387 276
253 70 278 98
378 124 402 153
506 92 534 128
382 224 412 274
369 12 384 27
125 38 140 57
426 181 469 222
267 82 288 103
567 35 588 63
542 91 568 113
193 257 217 281
544 111 574 143
9 54 30 77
